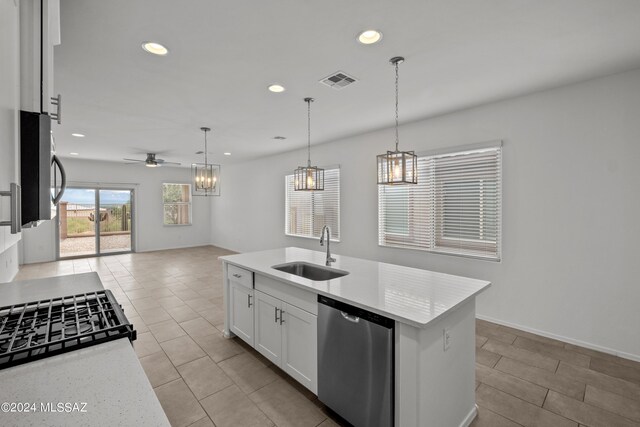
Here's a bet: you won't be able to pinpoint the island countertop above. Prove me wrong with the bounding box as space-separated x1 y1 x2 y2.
0 273 170 427
220 247 491 328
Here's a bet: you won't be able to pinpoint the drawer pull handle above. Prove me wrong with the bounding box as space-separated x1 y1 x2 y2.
247 294 252 308
233 273 242 278
280 310 285 325
274 307 279 323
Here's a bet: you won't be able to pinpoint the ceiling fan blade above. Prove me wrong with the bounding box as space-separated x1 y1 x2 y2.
162 161 182 165
123 158 144 162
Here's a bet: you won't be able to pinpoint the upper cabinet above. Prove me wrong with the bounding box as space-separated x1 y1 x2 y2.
20 0 61 116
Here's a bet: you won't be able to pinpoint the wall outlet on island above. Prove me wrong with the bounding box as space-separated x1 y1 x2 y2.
443 328 451 351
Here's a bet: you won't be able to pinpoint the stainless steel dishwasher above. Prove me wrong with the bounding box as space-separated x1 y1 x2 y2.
317 295 394 427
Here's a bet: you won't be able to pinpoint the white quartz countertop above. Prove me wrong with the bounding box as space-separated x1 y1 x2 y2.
220 247 491 328
0 273 170 427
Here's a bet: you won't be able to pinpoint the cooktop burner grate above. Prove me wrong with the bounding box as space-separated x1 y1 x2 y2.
0 290 136 370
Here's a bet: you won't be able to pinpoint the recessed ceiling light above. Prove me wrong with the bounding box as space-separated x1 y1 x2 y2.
141 41 169 56
71 133 85 138
268 84 285 93
273 136 286 140
69 152 79 156
223 152 231 156
357 30 383 45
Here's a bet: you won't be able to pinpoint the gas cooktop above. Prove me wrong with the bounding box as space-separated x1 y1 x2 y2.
0 290 136 370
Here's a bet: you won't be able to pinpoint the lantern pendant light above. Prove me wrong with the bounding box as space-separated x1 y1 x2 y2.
192 127 220 196
377 56 417 185
294 97 324 191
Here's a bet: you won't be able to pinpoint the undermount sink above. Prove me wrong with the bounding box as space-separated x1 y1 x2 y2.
271 262 349 281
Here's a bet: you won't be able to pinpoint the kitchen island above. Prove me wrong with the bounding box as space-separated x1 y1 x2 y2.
0 273 170 427
221 247 491 427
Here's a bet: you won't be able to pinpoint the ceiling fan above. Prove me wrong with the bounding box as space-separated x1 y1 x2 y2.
123 153 181 168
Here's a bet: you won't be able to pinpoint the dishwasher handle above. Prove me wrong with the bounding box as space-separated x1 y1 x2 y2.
340 312 360 323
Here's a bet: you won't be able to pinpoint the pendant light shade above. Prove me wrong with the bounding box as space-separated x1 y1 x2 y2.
192 127 220 196
377 56 417 185
294 98 324 191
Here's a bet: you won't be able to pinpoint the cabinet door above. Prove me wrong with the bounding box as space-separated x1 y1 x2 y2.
229 281 254 346
254 290 282 366
282 302 318 394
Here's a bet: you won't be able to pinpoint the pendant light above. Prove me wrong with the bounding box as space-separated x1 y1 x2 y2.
191 127 220 196
294 97 324 191
377 56 417 185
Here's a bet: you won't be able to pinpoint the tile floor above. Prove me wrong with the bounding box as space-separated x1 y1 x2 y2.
14 246 640 427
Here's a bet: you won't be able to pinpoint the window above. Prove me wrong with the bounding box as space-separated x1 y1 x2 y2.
163 183 192 225
285 168 340 240
378 144 502 260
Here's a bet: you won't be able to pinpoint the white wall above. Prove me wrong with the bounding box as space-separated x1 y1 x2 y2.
211 68 640 360
21 158 211 263
0 0 22 282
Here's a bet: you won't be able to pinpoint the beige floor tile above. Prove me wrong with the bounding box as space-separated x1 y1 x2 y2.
556 361 640 401
124 288 154 301
476 363 548 406
476 320 517 345
180 317 219 338
584 385 640 422
160 335 207 366
565 344 640 371
483 340 559 372
185 298 217 313
155 379 207 427
495 357 585 400
136 306 173 325
514 336 591 368
128 315 149 334
177 356 233 400
134 331 162 358
187 416 215 427
476 384 577 427
477 347 502 368
218 352 279 394
166 304 202 323
172 289 202 301
543 390 637 427
470 406 522 427
249 379 326 427
200 384 274 427
476 335 489 348
148 319 187 343
590 356 640 385
191 333 245 363
139 350 181 387
156 295 186 309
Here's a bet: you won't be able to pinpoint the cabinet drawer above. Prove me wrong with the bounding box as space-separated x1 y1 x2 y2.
255 274 317 315
228 264 253 289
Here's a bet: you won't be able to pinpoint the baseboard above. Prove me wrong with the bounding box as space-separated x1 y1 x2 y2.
136 243 214 253
209 242 241 254
476 314 640 363
460 404 478 427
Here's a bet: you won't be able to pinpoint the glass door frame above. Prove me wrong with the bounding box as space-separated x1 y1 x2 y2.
56 184 136 260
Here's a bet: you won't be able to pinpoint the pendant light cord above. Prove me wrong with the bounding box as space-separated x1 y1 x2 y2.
306 98 313 167
395 60 400 152
204 129 208 166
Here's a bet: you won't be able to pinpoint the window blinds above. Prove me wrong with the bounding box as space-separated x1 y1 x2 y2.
285 168 340 240
378 145 501 260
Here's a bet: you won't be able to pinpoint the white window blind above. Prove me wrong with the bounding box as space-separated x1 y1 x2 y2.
285 168 340 241
378 145 501 260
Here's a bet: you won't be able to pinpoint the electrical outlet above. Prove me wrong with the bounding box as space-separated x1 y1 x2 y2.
443 328 451 351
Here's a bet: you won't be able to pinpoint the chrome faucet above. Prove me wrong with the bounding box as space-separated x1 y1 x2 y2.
319 225 336 267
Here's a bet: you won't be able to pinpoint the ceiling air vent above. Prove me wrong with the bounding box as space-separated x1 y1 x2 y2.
319 71 358 90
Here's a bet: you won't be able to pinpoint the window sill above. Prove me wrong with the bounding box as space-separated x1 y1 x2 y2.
286 233 340 243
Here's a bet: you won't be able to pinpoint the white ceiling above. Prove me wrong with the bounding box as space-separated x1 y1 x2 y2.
54 0 640 166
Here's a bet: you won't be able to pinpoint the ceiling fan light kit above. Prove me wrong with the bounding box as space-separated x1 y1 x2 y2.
294 98 324 191
377 56 417 185
192 127 221 196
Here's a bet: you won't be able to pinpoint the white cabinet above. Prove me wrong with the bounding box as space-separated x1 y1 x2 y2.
254 288 318 394
254 290 282 365
228 268 254 346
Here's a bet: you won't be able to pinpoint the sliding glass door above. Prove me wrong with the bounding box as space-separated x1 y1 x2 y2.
58 187 134 258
